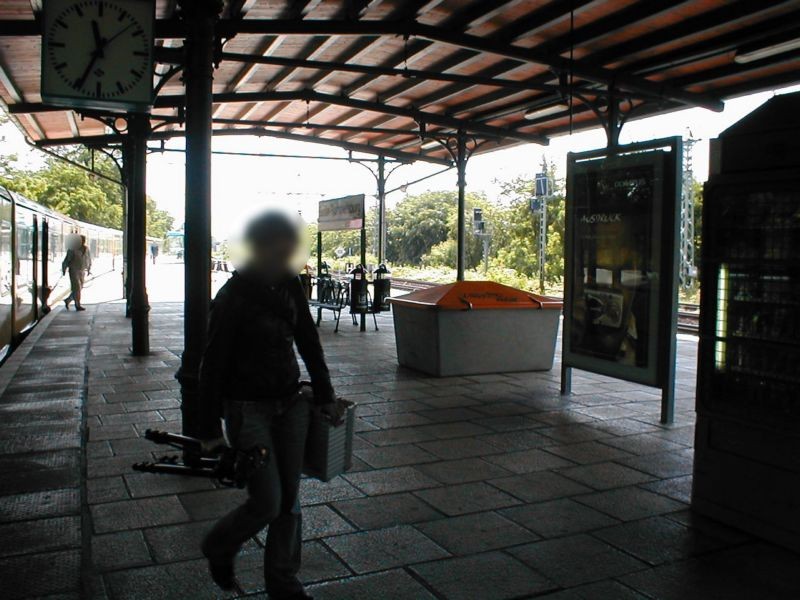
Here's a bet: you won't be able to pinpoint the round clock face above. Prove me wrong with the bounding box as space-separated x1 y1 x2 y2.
46 0 151 101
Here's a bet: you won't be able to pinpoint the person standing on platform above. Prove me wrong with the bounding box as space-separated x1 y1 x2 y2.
150 241 159 264
62 234 91 311
199 211 339 600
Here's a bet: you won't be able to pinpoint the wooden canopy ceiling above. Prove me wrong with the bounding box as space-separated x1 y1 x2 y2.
1 0 800 165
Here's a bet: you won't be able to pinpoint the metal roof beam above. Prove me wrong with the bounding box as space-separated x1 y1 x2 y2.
393 0 690 117
579 0 794 69
150 90 549 144
34 127 452 166
622 13 800 77
237 0 447 127
667 49 800 89
214 118 422 138
411 24 724 112
535 0 692 57
219 52 561 93
0 92 541 143
314 1 595 141
454 7 800 127
306 0 524 124
215 0 314 104
225 0 372 122
168 19 722 110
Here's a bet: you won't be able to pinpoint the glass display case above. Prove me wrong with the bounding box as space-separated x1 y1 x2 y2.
693 92 800 552
699 182 800 423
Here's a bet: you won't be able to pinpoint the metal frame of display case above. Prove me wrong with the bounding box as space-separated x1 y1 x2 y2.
561 137 682 424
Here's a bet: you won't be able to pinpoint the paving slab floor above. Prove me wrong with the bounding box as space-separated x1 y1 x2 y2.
0 301 798 599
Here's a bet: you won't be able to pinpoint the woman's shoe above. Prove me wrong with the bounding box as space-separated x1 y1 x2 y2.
75 306 86 312
201 539 235 591
207 559 235 591
63 299 70 310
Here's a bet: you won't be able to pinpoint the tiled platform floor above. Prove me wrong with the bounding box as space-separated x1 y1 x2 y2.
1 302 799 599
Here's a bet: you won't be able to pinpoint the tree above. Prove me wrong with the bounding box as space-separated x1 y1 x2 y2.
0 146 125 229
495 160 566 286
386 191 452 265
419 191 493 270
0 140 174 239
146 196 174 239
385 190 489 268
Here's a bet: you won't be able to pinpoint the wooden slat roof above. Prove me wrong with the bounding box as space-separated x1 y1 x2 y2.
1 0 799 164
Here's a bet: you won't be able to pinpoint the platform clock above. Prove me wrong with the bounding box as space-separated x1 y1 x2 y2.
41 0 155 112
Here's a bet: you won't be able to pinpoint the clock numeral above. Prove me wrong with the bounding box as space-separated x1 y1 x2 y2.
98 1 104 17
75 6 83 17
118 10 128 22
133 51 148 57
132 29 144 37
55 19 67 28
131 69 142 78
55 62 67 71
49 41 65 48
96 82 102 98
117 81 124 93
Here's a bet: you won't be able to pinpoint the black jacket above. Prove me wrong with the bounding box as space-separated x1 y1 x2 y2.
199 270 335 432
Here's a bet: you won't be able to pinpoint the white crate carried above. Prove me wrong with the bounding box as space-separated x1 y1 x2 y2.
303 399 356 482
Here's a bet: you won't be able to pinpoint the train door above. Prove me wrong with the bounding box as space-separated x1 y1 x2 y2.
0 192 12 358
50 219 69 298
40 219 50 312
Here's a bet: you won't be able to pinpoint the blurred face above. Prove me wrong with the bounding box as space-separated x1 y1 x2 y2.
248 235 298 278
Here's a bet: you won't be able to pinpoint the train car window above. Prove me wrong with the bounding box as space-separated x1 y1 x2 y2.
0 194 12 356
14 206 36 334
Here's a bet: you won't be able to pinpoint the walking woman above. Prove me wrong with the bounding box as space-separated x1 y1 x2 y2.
62 234 91 311
199 212 338 600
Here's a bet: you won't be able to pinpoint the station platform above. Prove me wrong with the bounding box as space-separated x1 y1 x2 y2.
1 293 799 599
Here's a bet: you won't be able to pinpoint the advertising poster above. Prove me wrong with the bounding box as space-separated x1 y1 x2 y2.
564 147 678 387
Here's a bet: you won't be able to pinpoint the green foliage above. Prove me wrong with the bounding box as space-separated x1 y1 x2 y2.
384 161 704 299
387 190 452 265
385 190 490 268
0 145 173 238
493 161 565 286
146 196 174 239
0 147 123 227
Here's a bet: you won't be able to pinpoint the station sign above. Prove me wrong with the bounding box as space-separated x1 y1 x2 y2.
318 194 365 231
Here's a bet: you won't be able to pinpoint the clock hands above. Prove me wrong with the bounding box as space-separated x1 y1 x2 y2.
77 20 136 91
76 50 100 90
104 22 135 47
91 20 105 58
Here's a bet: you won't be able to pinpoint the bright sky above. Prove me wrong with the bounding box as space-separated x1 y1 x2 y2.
2 84 798 240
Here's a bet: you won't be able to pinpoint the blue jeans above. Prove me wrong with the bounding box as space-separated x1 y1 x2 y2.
203 394 310 597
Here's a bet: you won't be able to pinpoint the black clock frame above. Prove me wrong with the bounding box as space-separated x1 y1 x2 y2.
41 0 155 113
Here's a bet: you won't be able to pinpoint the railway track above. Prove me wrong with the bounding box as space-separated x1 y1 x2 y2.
392 278 701 334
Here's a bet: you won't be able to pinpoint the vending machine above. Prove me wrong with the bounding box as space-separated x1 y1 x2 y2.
693 93 800 551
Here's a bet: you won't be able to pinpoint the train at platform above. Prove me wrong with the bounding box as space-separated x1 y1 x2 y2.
0 185 123 361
